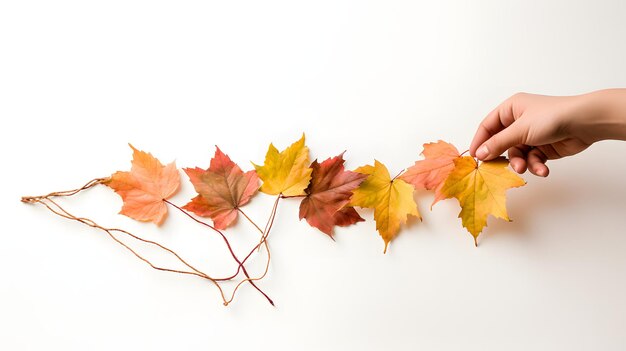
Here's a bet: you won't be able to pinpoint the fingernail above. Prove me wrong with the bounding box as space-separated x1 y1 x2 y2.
476 145 489 159
537 168 547 177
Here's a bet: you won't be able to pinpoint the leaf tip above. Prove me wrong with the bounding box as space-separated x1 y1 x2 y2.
127 143 142 157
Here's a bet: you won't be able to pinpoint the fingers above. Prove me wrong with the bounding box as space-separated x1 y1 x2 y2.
508 145 530 174
527 148 549 177
507 145 550 177
470 108 507 156
470 110 501 156
475 119 528 161
470 97 517 156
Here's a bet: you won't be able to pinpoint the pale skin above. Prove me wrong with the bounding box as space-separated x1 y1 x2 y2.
470 89 626 177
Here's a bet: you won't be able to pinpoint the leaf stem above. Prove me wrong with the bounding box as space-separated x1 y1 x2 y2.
21 181 232 305
279 194 306 199
237 208 264 235
391 169 405 181
224 195 281 304
164 199 275 306
212 195 280 281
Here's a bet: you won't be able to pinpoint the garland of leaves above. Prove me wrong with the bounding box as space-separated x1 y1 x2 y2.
22 134 525 306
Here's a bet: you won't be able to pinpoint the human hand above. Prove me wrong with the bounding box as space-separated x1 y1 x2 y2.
470 90 626 177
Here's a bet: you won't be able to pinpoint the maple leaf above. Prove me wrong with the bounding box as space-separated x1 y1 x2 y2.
440 156 526 245
182 147 260 230
299 153 367 238
350 160 421 253
106 144 180 225
253 134 312 196
400 140 460 207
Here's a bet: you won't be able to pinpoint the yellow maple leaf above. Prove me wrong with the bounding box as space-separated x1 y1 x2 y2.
440 156 526 245
253 134 312 196
350 160 420 253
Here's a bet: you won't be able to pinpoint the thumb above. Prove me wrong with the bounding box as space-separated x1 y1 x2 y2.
475 120 527 161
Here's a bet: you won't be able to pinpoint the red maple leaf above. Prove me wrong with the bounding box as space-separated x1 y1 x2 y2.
299 153 367 238
183 147 259 229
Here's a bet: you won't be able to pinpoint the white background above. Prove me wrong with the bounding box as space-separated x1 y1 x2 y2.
2 1 626 350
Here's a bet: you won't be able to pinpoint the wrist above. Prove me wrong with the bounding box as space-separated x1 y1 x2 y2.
572 89 626 143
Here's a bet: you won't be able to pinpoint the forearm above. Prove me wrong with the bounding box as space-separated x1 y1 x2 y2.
575 89 626 142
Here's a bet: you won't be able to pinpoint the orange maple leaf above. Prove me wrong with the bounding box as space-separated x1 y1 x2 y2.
400 140 460 207
106 144 180 225
182 147 259 230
